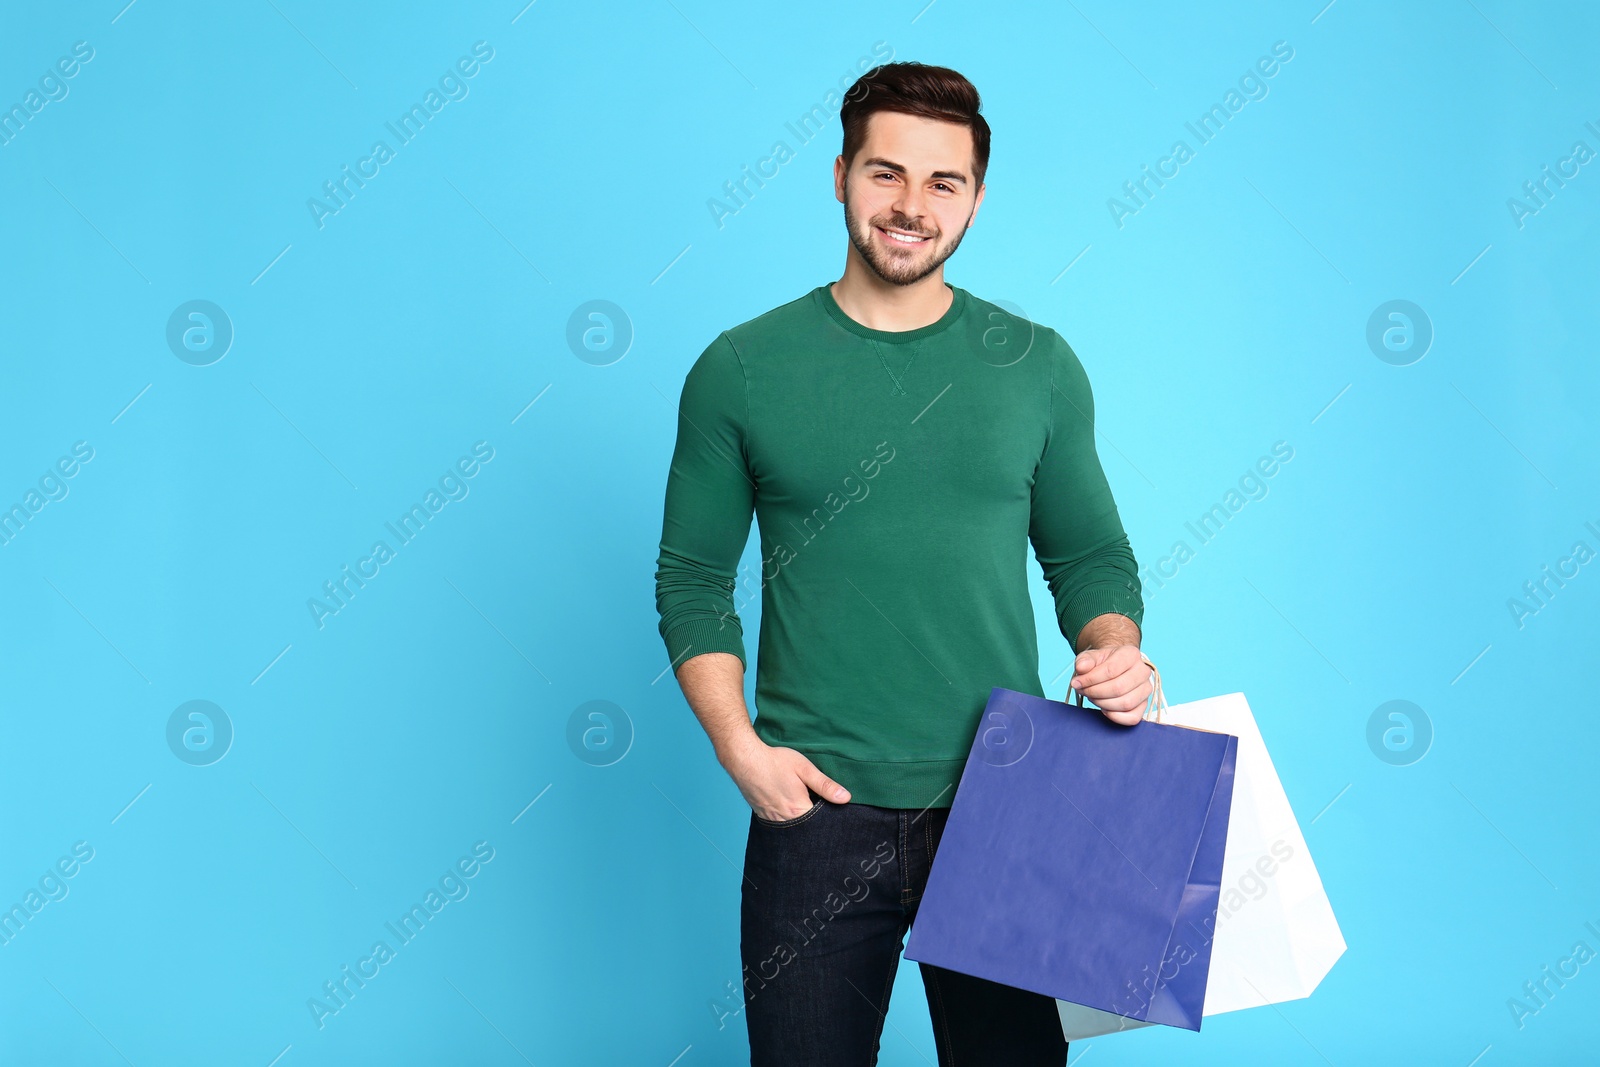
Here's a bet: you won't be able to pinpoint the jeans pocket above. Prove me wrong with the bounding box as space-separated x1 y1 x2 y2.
751 793 826 829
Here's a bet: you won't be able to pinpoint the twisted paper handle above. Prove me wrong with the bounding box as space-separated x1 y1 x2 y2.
1142 654 1167 723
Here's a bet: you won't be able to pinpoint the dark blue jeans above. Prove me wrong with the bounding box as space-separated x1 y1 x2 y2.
740 789 1069 1066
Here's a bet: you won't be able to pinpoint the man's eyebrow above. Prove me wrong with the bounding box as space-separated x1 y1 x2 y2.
859 156 969 186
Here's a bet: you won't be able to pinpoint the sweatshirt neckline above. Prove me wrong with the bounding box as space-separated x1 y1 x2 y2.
815 282 968 345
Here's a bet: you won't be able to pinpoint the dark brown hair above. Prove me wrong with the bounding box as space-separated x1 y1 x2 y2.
840 62 991 189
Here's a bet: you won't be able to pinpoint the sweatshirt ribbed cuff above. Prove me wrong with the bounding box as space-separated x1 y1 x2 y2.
663 616 747 672
1062 584 1145 652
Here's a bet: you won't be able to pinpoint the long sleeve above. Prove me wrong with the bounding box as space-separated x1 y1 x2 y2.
653 332 757 670
1029 333 1145 653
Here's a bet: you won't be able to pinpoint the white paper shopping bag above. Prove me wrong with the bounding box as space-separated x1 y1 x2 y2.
1056 672 1345 1041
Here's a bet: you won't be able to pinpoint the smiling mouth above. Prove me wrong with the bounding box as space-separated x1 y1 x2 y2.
877 225 931 247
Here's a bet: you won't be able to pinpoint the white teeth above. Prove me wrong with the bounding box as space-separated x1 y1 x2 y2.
884 229 928 244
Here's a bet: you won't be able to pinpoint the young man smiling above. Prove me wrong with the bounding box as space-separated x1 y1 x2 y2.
654 62 1151 1066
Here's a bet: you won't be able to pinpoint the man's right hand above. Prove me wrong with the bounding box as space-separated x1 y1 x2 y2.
720 736 851 821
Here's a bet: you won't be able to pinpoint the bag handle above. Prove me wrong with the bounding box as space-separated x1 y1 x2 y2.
1070 652 1166 723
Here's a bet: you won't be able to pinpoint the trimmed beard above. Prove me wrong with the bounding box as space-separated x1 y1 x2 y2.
842 187 971 287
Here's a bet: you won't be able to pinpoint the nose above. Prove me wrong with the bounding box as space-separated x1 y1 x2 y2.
891 183 927 229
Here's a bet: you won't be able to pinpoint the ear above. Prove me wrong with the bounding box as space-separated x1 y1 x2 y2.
833 155 847 204
967 182 986 228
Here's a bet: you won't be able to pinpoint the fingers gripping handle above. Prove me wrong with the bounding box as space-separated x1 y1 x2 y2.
1070 653 1166 722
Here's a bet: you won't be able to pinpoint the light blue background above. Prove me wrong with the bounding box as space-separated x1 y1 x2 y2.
1 1 1595 1063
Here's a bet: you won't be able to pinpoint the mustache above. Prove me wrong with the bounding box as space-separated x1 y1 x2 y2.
875 217 935 237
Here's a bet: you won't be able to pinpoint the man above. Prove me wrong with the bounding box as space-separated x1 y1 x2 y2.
653 61 1153 1066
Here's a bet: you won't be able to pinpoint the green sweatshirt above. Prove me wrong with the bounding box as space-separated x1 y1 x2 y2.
654 282 1144 810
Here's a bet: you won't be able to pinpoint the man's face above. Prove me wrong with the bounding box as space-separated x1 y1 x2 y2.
836 110 985 287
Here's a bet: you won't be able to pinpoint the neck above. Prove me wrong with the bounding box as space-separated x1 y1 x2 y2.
831 252 952 332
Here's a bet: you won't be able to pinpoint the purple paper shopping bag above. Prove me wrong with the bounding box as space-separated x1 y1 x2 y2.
904 686 1237 1032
